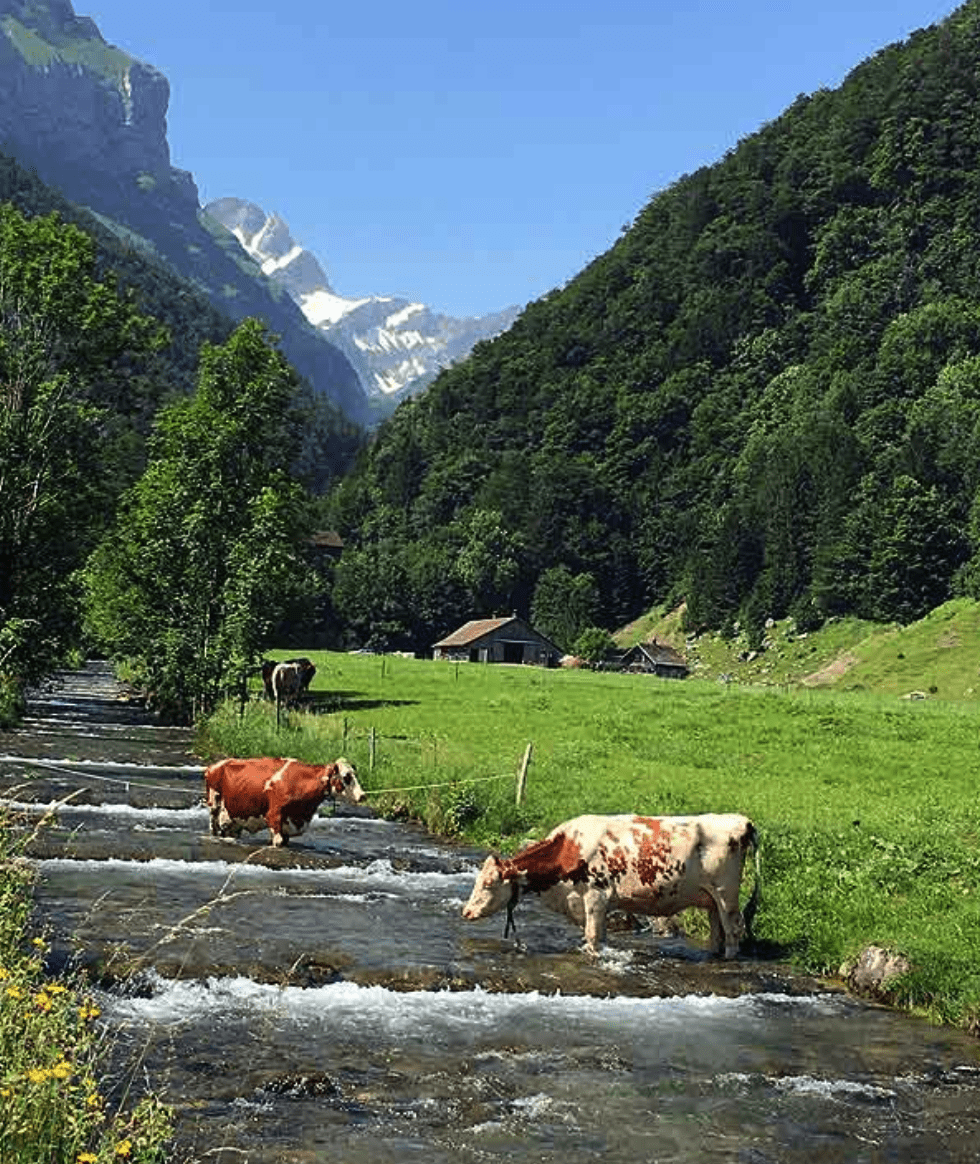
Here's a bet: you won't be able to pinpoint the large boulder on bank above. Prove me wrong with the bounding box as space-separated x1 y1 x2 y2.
843 946 911 997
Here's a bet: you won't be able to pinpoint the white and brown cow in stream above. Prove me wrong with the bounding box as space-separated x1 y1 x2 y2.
204 756 365 847
462 813 760 957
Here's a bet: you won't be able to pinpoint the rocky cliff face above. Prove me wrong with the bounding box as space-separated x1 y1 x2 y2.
0 0 180 199
0 0 370 425
206 197 522 403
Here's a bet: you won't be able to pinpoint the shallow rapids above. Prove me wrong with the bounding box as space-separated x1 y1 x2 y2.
2 661 979 1163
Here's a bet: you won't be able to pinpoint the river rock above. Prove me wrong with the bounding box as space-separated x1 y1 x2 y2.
844 946 911 996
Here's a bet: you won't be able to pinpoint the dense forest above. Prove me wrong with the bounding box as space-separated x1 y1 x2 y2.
324 2 980 654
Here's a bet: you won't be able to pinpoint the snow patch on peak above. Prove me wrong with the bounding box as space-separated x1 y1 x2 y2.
204 196 521 400
386 303 424 329
301 288 371 328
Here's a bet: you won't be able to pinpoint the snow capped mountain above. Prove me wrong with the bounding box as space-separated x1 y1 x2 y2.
204 197 521 401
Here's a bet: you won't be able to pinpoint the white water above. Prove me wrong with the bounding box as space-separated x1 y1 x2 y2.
107 970 846 1040
35 853 477 894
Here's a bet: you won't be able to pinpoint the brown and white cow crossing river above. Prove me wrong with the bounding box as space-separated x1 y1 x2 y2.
1 661 979 1163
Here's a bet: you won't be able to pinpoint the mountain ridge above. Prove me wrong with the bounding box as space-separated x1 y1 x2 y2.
0 0 371 424
205 196 521 402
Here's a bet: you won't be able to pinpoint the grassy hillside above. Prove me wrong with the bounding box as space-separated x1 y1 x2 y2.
201 644 980 1031
620 597 980 700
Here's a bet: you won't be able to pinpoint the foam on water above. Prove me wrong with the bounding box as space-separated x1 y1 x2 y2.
2 799 206 826
14 721 178 735
0 754 201 774
104 971 848 1046
33 854 476 896
719 1071 898 1102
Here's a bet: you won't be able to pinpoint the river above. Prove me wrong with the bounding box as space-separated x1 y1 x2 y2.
2 661 979 1163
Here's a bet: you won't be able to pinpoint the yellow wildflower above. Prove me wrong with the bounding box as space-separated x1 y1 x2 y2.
77 1154 98 1164
28 1067 49 1084
51 1060 72 1080
32 937 47 949
115 1139 133 1157
78 1002 101 1020
6 985 24 1000
0 966 9 980
48 983 68 995
86 1092 102 1108
35 991 53 1012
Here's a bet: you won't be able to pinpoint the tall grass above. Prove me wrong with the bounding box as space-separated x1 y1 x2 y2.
200 652 980 1031
0 818 174 1163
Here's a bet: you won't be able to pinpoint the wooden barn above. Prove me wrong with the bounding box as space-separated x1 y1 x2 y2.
619 639 689 679
432 616 562 667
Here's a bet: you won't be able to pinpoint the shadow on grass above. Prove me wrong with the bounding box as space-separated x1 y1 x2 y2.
304 690 421 714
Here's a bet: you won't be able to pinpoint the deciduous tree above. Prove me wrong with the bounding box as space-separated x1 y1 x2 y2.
0 206 161 692
83 320 314 719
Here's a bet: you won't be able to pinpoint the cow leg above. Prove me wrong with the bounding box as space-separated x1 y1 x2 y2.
707 899 725 955
581 888 608 953
207 790 222 837
704 886 743 958
266 807 288 847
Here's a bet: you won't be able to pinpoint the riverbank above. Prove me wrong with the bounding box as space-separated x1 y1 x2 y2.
0 834 174 1162
200 650 980 1034
0 662 183 1162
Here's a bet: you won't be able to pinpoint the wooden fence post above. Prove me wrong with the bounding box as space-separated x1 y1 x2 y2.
516 742 533 806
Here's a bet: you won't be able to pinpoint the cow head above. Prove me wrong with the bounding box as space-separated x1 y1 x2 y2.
323 757 365 804
462 854 521 920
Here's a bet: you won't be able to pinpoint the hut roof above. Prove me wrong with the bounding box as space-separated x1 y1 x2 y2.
625 639 688 668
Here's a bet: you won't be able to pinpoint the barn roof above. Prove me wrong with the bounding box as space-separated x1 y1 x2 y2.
432 617 521 648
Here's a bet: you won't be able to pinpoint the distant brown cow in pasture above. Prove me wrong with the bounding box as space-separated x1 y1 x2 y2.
260 657 316 701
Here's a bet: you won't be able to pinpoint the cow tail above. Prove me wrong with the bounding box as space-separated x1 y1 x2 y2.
743 822 761 945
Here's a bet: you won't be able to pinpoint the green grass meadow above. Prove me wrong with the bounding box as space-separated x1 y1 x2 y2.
200 648 980 1032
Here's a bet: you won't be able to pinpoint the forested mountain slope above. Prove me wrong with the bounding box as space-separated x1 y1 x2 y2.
326 2 980 654
0 150 364 490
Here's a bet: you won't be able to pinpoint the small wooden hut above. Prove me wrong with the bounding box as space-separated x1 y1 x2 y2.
619 638 689 679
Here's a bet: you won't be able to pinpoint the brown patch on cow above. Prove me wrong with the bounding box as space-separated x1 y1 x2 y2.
505 832 588 891
604 844 629 879
632 818 675 888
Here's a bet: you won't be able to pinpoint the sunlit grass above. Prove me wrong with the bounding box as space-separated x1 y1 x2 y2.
201 651 980 1030
0 820 173 1163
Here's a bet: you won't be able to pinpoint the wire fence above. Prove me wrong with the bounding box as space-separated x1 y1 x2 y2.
1 741 536 805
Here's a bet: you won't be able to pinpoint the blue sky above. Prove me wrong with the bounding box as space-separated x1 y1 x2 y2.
87 0 959 317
